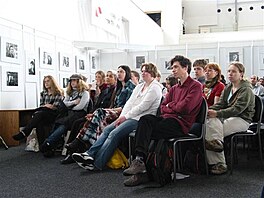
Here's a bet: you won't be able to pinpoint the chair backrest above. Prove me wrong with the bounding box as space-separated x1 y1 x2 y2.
87 98 94 113
188 97 208 137
252 95 263 123
195 97 208 125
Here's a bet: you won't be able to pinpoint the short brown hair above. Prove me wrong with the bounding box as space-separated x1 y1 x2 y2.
193 59 208 69
141 63 158 78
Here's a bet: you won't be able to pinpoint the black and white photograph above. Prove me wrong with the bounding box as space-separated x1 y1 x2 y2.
136 56 145 69
0 37 21 64
1 67 22 91
63 57 69 67
6 43 18 59
62 77 69 88
59 52 73 72
28 59 35 75
165 60 171 70
79 59 85 70
39 48 54 69
91 56 96 69
89 51 98 73
229 52 239 62
6 71 18 86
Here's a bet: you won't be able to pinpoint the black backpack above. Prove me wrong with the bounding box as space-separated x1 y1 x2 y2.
183 147 206 175
146 139 173 187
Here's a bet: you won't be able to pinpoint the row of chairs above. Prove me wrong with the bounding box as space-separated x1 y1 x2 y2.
128 95 264 181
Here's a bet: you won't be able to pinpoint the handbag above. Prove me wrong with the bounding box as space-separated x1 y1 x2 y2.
107 148 129 169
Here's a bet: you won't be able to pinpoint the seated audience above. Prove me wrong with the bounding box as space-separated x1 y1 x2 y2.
40 74 90 157
131 70 140 85
165 74 178 92
250 75 264 96
122 55 203 186
12 75 64 145
193 59 208 84
205 62 255 175
203 63 225 107
61 70 117 164
64 65 135 160
72 63 163 170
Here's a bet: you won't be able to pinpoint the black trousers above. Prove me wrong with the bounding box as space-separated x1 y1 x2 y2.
23 110 57 144
134 114 185 158
67 117 86 143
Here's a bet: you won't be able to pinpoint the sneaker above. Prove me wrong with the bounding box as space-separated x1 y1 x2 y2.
77 162 94 171
12 131 26 141
40 142 52 153
123 173 149 187
210 163 227 175
72 152 94 164
123 159 146 176
206 139 224 152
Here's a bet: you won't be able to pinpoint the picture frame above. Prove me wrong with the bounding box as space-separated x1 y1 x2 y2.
59 52 73 72
76 55 87 73
135 56 145 69
1 66 22 92
89 51 99 73
25 52 38 82
0 37 21 64
59 73 71 89
228 49 243 63
39 48 55 70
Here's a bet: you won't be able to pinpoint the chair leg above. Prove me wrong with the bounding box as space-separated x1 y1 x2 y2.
202 139 209 175
128 136 132 165
230 135 236 175
258 132 263 163
0 136 8 150
173 142 177 182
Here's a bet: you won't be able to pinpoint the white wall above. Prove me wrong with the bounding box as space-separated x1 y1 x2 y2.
132 0 182 44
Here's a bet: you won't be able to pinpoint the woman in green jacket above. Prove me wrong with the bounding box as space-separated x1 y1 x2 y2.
205 62 255 175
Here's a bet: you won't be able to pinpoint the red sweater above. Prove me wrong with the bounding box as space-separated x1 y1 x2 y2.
161 76 203 134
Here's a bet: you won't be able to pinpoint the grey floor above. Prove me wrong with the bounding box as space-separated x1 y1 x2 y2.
0 143 264 198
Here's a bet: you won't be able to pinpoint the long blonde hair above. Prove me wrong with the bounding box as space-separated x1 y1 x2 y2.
66 78 89 95
43 75 64 96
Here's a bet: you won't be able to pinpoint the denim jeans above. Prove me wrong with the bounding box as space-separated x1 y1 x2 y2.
45 124 67 147
87 119 138 170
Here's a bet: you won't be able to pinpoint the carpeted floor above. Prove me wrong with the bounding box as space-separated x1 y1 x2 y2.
0 143 264 198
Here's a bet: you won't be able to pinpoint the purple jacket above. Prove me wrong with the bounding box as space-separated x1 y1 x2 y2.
161 76 203 134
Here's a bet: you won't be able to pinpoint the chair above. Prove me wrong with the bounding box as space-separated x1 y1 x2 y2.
128 97 209 180
0 136 8 149
168 97 209 180
229 95 263 174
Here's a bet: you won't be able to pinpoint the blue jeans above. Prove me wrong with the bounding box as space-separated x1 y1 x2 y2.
45 124 67 147
87 119 138 170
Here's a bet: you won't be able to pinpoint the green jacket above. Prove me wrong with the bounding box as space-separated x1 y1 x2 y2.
210 80 255 123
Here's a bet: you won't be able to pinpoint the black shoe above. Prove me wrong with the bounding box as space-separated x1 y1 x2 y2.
65 138 89 153
61 154 75 164
40 142 51 153
12 132 26 141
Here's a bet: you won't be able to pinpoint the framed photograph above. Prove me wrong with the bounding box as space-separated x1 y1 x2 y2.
0 37 21 64
25 52 38 82
135 56 145 69
89 51 99 73
1 66 22 91
229 51 240 62
59 52 73 72
59 73 71 89
39 48 55 70
76 55 86 73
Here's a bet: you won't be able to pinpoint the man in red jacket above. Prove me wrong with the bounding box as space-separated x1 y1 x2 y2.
123 55 203 186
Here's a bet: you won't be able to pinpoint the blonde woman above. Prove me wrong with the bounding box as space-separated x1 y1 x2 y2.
13 75 64 145
40 74 90 157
